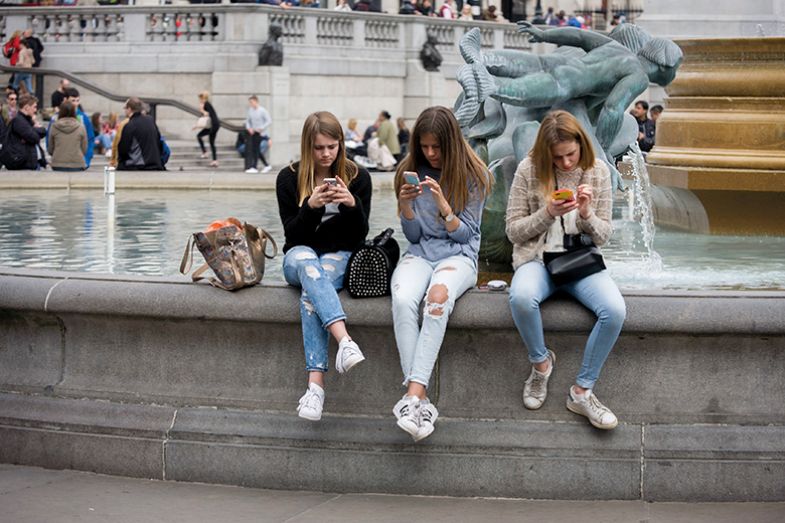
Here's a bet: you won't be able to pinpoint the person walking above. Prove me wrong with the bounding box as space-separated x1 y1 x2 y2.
390 106 491 441
244 95 272 174
1 94 46 170
12 40 34 95
48 101 87 172
117 97 164 171
195 91 220 168
506 110 625 430
276 111 372 421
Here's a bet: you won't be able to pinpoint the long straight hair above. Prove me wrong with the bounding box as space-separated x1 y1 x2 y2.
296 111 359 204
530 110 596 197
394 106 491 213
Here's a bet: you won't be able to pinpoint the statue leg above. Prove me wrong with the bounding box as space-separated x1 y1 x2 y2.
493 73 569 109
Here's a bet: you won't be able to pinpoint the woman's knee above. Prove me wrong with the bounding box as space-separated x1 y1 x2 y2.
424 283 452 318
509 285 541 314
598 295 626 327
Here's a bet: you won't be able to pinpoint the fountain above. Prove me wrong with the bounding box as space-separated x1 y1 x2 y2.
646 37 785 235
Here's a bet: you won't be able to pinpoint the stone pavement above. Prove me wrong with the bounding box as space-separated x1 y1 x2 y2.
1 465 783 523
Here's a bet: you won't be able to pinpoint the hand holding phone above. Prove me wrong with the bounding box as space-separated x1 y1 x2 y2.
552 189 574 201
323 178 338 187
403 171 420 186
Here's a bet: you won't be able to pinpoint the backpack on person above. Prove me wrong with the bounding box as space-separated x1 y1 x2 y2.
160 135 171 166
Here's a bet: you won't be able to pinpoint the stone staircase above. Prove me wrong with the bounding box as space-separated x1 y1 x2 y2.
88 137 260 174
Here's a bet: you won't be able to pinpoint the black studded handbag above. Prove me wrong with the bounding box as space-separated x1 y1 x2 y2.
344 228 400 298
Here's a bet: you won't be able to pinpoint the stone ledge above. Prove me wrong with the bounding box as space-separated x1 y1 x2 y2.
2 270 784 334
1 393 783 501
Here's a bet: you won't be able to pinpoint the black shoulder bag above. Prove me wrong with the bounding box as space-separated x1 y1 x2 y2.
542 178 606 286
344 228 400 298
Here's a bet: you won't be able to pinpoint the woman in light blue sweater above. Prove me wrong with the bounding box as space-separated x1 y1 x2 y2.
390 106 492 441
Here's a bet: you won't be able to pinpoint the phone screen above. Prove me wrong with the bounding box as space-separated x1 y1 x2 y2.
324 178 337 186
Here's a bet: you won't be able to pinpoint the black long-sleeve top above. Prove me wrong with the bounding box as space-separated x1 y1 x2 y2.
203 101 220 131
276 162 372 254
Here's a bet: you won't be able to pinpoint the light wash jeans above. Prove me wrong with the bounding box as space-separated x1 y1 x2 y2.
391 254 477 387
509 260 626 389
12 72 33 96
283 246 351 373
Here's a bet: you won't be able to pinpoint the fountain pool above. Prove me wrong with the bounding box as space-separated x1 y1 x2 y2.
1 189 783 291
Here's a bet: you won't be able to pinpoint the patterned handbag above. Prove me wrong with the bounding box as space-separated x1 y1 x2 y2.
180 219 278 291
344 228 400 298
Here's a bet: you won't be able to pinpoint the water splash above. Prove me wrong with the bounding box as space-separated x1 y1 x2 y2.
625 142 663 272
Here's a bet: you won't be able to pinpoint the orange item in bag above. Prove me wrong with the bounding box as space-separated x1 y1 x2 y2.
206 217 244 232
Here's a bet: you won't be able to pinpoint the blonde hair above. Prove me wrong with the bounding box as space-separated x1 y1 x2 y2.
394 106 491 213
295 111 359 204
347 118 357 131
530 110 596 197
198 91 210 102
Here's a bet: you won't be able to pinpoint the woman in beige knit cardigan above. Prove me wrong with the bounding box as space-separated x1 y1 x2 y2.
505 110 626 430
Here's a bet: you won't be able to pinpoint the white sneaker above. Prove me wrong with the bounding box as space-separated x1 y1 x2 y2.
523 350 556 410
244 167 259 174
297 382 324 421
261 165 272 173
566 388 618 430
393 395 420 439
335 336 365 374
415 399 439 442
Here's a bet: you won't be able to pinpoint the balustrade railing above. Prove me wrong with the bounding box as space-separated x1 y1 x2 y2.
0 6 530 53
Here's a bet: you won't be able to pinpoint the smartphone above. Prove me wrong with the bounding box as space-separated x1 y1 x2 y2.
324 178 337 187
552 189 574 201
403 171 420 186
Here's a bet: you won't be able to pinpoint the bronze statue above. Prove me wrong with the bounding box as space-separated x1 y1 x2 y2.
420 32 443 72
259 24 284 67
454 24 683 269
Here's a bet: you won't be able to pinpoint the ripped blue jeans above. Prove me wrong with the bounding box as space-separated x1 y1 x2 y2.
391 254 477 387
283 246 351 373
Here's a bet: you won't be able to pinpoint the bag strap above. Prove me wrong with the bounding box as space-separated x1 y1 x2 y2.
179 235 197 275
373 228 395 246
256 227 279 259
553 172 566 233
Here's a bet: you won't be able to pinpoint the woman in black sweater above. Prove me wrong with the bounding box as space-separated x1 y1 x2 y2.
195 91 220 168
276 111 372 421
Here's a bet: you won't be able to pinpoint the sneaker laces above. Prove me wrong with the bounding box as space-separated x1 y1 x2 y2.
585 393 612 418
299 389 321 411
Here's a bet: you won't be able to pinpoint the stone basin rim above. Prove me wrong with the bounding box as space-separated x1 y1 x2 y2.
3 267 784 299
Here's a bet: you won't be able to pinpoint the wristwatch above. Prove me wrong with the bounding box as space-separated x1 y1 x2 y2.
441 211 456 223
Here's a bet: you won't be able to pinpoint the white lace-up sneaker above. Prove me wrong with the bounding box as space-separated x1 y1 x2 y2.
336 337 365 374
244 167 259 174
523 350 556 410
393 395 420 439
261 165 272 173
297 382 324 421
415 400 439 442
566 388 618 430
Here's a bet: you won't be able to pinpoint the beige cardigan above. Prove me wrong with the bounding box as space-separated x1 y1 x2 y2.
505 157 613 270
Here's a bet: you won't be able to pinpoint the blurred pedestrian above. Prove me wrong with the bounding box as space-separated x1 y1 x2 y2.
1 94 46 170
48 101 87 172
117 97 164 171
195 91 220 168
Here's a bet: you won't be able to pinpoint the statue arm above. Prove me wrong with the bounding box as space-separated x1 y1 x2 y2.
517 22 613 52
596 73 649 149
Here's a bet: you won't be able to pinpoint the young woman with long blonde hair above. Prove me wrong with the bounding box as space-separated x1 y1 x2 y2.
276 111 372 421
506 110 625 430
390 106 491 441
